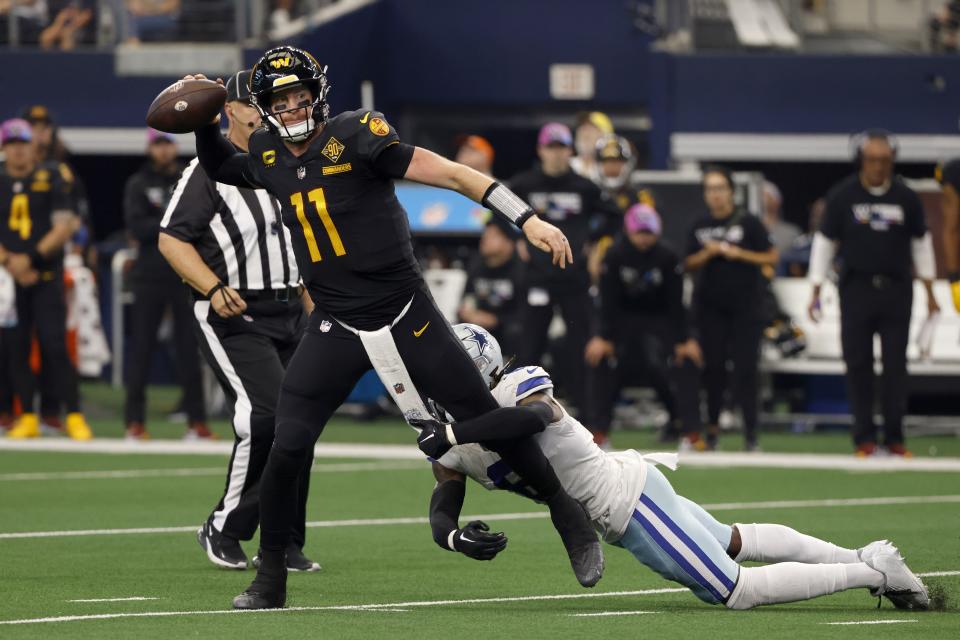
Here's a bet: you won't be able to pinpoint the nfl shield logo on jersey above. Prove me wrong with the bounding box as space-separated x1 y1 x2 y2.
297 165 306 180
394 383 405 394
319 319 332 332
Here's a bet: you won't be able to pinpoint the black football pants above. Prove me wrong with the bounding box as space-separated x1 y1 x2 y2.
586 328 701 435
258 287 556 552
518 282 592 411
193 297 311 545
839 274 912 447
5 275 79 414
696 302 764 442
124 280 205 424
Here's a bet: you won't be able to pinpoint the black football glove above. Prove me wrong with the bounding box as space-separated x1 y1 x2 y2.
451 520 507 561
411 417 452 459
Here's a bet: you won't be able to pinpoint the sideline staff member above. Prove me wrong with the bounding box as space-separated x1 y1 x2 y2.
684 165 777 452
938 159 960 312
808 130 938 457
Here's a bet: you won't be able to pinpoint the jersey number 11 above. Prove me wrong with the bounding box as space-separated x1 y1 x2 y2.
291 188 346 262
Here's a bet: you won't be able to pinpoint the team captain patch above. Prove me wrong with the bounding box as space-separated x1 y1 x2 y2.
369 117 390 136
321 137 345 163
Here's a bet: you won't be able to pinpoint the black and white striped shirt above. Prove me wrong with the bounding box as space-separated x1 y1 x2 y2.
160 157 300 290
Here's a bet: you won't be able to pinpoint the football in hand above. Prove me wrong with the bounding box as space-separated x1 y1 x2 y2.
146 78 227 134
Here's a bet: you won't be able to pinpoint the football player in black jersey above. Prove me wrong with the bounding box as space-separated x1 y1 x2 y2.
0 119 91 440
182 45 601 609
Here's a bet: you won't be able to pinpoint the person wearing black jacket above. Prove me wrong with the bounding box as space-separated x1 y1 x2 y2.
509 122 619 411
585 204 703 446
808 131 938 457
123 130 208 440
684 166 778 452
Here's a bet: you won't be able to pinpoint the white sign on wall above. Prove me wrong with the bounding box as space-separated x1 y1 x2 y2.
549 64 595 100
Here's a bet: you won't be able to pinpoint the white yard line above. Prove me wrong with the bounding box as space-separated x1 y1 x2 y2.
67 597 160 603
2 439 959 472
2 495 959 540
0 588 687 625
823 620 918 625
916 570 960 577
568 610 660 617
0 461 423 482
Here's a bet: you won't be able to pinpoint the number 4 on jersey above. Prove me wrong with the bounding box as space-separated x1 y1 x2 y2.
291 187 345 262
8 194 31 240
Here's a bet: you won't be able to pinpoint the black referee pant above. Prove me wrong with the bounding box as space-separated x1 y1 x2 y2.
518 280 592 412
839 273 912 447
5 274 80 413
193 295 312 546
124 279 205 425
257 285 560 554
696 302 764 443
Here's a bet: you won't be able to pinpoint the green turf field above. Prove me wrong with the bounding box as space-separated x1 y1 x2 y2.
1 434 958 639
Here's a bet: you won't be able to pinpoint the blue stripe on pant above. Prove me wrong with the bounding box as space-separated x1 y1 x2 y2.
614 465 740 604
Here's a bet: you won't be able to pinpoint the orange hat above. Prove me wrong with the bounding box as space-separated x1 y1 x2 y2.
461 135 495 164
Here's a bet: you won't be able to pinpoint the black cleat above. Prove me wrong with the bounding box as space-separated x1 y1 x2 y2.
232 587 286 610
197 520 248 569
233 556 287 610
411 418 452 459
547 493 604 588
253 544 321 572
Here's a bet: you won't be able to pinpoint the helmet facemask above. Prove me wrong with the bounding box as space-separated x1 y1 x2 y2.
250 66 331 143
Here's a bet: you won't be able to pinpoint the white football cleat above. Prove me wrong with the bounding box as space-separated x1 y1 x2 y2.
857 539 893 563
863 545 929 610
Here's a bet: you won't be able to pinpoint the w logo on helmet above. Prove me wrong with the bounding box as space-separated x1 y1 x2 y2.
269 56 293 70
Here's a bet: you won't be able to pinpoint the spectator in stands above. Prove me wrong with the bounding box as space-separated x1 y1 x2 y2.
762 180 800 256
458 216 525 358
123 129 209 440
928 1 960 52
454 135 495 177
807 131 938 457
585 203 703 448
570 111 613 180
508 122 617 412
40 1 93 50
118 0 179 44
684 165 778 452
0 0 48 45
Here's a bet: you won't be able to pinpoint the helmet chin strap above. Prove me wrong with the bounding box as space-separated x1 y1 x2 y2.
269 114 315 142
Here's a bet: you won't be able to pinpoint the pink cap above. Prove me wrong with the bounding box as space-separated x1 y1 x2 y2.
624 203 661 235
0 118 32 145
537 122 573 147
147 128 176 144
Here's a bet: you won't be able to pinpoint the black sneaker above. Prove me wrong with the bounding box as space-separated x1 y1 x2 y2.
410 417 452 459
253 544 322 572
197 521 248 570
547 493 604 588
233 555 287 610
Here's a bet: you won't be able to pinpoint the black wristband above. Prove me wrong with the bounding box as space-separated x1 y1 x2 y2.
206 282 225 299
949 271 960 283
482 181 536 229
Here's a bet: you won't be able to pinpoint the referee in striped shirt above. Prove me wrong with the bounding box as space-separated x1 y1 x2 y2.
158 70 319 572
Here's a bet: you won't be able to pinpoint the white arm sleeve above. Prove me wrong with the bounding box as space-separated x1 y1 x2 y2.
807 232 837 286
911 232 936 281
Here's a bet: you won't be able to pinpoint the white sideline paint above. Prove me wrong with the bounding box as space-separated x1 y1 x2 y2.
823 620 918 626
67 597 159 603
0 461 424 482
0 588 688 626
1 439 959 472
2 496 959 541
569 610 661 617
